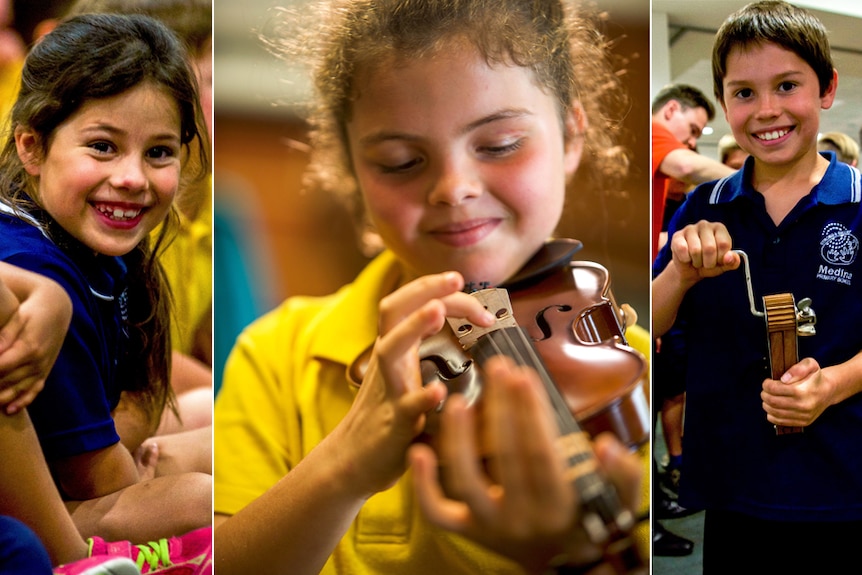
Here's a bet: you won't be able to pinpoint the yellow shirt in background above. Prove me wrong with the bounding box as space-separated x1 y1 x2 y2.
0 59 21 124
157 178 213 358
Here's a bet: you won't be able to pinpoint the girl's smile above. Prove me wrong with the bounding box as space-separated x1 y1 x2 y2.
92 201 147 230
347 41 582 286
16 83 182 257
428 217 501 248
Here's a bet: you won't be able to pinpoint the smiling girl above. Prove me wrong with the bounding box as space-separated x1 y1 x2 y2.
0 13 211 549
214 1 648 574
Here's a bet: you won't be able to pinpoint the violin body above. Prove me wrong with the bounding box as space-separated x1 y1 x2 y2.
507 259 649 447
417 239 650 449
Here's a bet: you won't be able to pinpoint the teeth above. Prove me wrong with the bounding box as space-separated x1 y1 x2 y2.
96 205 141 220
757 129 788 141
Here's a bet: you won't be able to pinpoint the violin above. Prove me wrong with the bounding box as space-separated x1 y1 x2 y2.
406 238 649 449
349 238 649 573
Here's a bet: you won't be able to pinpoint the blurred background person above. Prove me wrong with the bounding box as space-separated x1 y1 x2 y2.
717 133 748 170
819 131 859 166
651 83 734 257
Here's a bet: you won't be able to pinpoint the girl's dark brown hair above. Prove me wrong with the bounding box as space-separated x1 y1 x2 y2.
265 0 631 251
0 13 209 425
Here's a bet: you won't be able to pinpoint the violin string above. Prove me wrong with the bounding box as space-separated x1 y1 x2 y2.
478 327 597 473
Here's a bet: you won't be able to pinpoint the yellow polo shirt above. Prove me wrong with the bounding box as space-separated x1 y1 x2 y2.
158 181 213 358
0 59 21 124
214 249 650 573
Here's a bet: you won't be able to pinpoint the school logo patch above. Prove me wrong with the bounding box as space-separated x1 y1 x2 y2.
816 222 857 285
118 287 129 322
820 222 858 265
118 287 130 339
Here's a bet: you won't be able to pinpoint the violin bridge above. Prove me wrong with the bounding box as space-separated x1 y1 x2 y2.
446 288 519 350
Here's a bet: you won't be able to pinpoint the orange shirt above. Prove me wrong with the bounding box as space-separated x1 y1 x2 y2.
651 121 687 258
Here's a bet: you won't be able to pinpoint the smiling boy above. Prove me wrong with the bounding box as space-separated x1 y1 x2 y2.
652 2 862 573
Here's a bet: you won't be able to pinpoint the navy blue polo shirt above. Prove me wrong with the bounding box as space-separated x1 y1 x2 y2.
0 206 125 460
654 152 862 521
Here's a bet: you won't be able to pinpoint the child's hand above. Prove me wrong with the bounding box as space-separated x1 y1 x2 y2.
762 357 834 428
409 355 642 573
0 267 72 414
134 440 160 482
332 271 496 498
669 220 740 286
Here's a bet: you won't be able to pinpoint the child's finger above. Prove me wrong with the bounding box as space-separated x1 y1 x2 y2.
669 230 690 265
721 249 741 271
0 358 37 388
697 230 720 269
409 442 472 533
619 303 638 328
437 393 495 517
713 223 734 253
399 379 448 425
378 272 460 333
0 279 18 330
780 357 820 384
484 359 540 512
374 299 449 396
6 378 43 414
0 384 21 408
680 226 705 268
485 357 573 526
0 310 24 355
592 433 641 511
0 341 34 374
378 272 494 335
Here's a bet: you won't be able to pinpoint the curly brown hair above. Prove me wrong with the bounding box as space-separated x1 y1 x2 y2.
264 0 631 251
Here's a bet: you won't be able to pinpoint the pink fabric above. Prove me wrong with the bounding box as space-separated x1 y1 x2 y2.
88 526 211 575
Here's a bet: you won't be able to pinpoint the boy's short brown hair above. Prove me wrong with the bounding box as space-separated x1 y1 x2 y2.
712 0 833 103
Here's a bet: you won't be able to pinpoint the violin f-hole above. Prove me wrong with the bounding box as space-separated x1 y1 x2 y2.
534 304 573 341
533 302 624 346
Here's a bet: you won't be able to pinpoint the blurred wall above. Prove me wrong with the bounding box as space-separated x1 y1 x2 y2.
214 114 367 303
